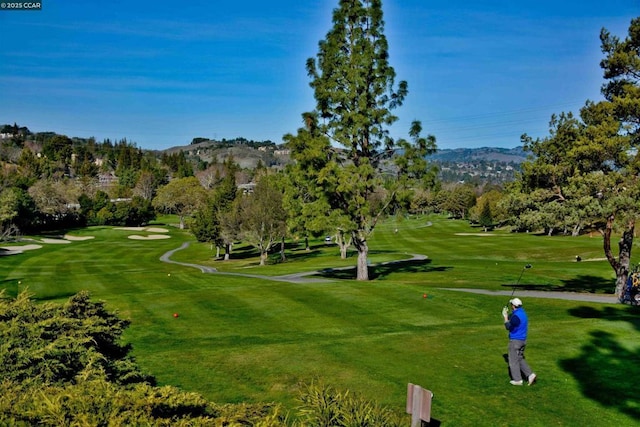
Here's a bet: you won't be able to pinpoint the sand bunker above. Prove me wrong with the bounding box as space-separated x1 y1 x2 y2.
1 234 95 256
0 244 43 255
39 238 71 244
116 226 169 233
63 235 95 241
118 226 170 240
145 227 169 233
128 234 171 240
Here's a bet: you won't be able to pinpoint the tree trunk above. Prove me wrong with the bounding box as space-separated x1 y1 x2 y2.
603 214 634 302
571 224 581 237
336 230 350 259
340 244 348 259
224 243 231 260
305 236 310 252
352 232 369 281
215 245 221 259
260 250 268 266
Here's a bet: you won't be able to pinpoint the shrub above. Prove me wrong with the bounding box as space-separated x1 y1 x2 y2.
0 291 287 426
294 383 407 427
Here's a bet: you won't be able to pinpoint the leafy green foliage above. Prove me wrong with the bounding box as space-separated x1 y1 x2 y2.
0 290 147 386
0 377 291 426
478 199 493 230
438 184 476 219
234 174 288 265
0 188 20 239
0 290 289 425
283 113 340 241
0 133 175 237
152 176 207 229
162 151 194 178
295 383 406 427
80 192 156 227
190 159 237 252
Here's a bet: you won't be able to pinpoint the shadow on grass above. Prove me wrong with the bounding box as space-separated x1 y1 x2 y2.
373 258 448 280
316 258 450 281
229 242 337 262
221 246 260 260
500 275 615 294
316 268 358 280
270 250 325 263
559 305 640 419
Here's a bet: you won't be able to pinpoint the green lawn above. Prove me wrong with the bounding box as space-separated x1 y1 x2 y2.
1 215 638 426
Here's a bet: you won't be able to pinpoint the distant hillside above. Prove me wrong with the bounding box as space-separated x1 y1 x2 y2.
428 147 529 185
1 122 530 185
160 142 529 185
430 146 529 163
162 141 529 166
161 138 291 170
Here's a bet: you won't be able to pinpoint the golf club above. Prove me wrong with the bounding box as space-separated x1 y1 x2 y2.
505 264 532 307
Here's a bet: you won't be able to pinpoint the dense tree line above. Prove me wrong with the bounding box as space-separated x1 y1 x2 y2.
191 136 276 149
0 133 170 234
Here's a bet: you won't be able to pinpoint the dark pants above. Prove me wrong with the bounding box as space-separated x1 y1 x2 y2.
508 339 533 382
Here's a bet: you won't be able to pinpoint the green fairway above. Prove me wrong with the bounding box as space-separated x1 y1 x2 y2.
1 215 638 426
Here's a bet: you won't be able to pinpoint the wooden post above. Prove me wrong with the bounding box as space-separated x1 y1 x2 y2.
407 383 433 427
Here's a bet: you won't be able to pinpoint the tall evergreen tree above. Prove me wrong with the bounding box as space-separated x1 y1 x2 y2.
291 0 435 280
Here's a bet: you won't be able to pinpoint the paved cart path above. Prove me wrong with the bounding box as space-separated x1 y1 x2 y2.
161 243 618 303
439 288 618 304
161 242 428 283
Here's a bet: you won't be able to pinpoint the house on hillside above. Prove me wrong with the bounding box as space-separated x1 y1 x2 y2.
98 172 118 189
237 183 256 194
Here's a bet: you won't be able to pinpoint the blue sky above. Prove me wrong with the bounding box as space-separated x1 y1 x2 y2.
1 1 637 150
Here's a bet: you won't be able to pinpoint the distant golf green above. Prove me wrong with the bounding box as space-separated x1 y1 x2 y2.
1 215 638 426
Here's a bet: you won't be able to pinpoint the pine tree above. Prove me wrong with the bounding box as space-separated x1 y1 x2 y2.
291 0 435 280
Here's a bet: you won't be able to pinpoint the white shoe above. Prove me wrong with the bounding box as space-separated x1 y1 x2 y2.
510 380 523 386
528 373 537 385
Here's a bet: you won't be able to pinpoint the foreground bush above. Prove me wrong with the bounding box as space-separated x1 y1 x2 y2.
0 291 405 426
0 290 286 426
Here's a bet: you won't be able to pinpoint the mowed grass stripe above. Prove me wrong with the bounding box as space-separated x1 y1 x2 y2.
128 282 495 409
371 215 605 262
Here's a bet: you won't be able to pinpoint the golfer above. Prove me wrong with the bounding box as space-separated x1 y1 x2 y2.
502 298 537 386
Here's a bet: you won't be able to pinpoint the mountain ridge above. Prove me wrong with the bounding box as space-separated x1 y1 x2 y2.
429 146 528 163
